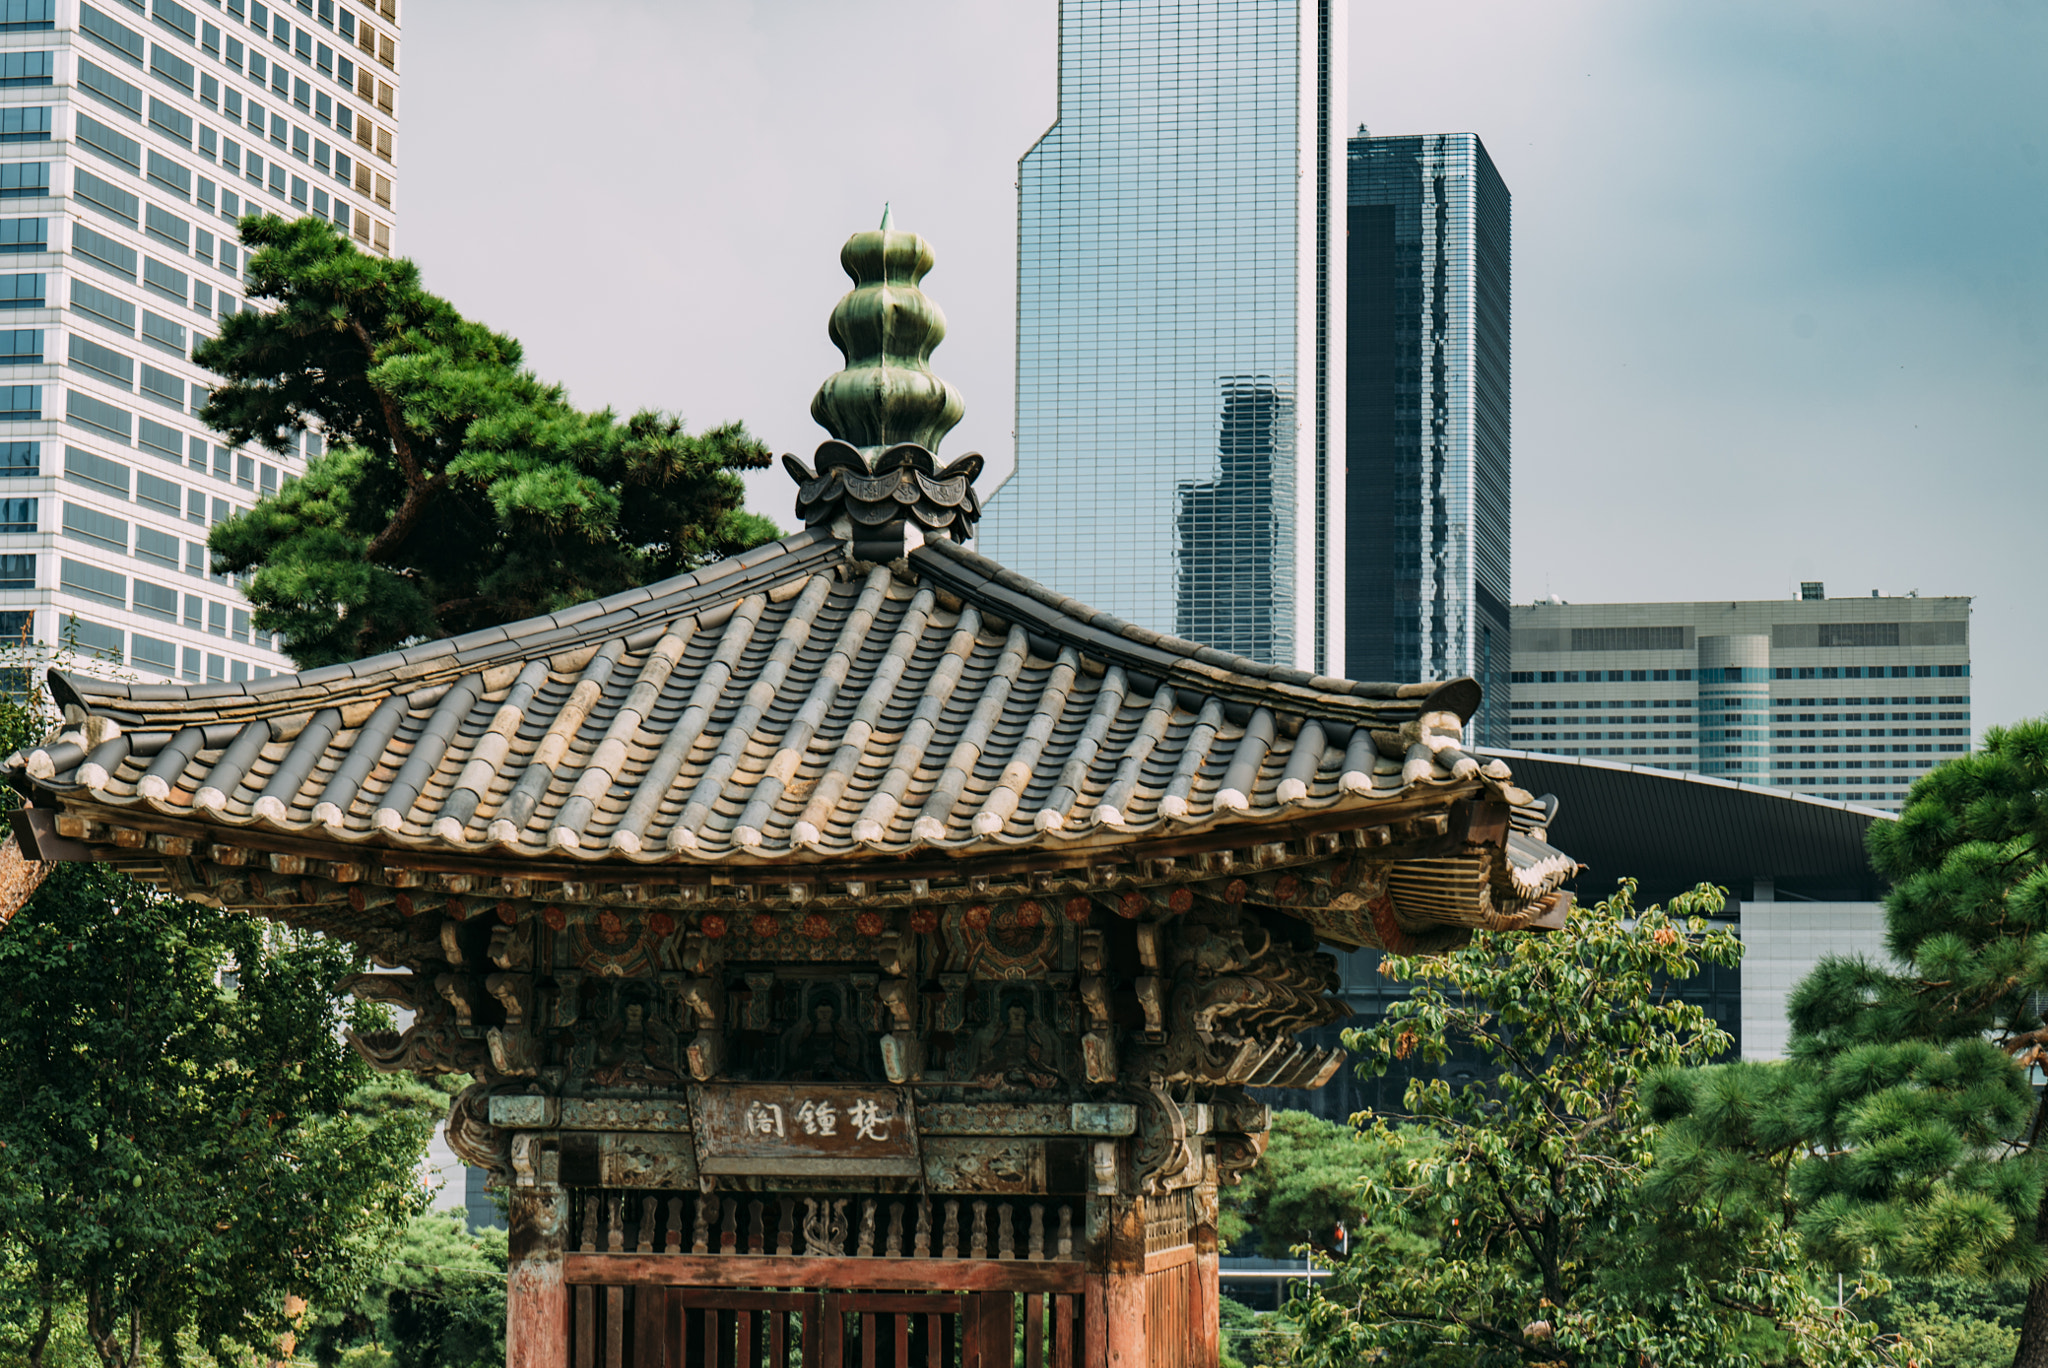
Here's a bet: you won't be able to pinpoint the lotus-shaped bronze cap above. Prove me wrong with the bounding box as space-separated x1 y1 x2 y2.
787 208 984 562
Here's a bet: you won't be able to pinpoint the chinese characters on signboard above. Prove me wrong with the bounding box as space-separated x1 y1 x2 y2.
742 1096 894 1142
691 1085 920 1177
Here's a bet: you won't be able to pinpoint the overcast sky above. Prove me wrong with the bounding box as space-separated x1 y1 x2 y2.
398 0 2047 733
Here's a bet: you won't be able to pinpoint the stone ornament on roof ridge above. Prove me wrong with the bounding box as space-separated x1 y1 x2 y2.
784 208 984 561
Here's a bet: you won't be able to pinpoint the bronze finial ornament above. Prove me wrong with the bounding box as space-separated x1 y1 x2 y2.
785 210 984 560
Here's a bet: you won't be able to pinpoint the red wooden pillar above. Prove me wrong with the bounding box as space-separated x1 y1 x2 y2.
1103 1195 1147 1368
508 1184 569 1368
1195 1184 1221 1368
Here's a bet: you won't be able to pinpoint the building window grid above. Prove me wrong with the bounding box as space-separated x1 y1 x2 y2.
1512 607 1969 810
77 0 390 248
0 8 366 679
987 1 1326 677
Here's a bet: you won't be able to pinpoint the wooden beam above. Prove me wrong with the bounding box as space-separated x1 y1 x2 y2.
50 784 1485 897
562 1253 1084 1295
1195 1212 1220 1368
1103 1197 1146 1368
1140 1245 1196 1274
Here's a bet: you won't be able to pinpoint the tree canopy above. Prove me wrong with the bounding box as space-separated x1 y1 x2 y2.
1652 718 2048 1367
0 863 440 1368
196 215 780 667
301 1207 508 1368
0 683 439 1368
1284 884 1902 1368
1218 1110 1432 1264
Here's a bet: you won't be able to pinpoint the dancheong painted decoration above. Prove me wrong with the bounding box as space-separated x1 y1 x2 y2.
0 215 1577 1368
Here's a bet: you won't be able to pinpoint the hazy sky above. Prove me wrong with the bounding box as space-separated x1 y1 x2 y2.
400 1 2046 732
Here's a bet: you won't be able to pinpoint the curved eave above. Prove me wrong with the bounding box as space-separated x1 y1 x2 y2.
44 529 851 724
909 538 1484 724
27 769 1509 870
40 531 1478 735
11 532 1540 896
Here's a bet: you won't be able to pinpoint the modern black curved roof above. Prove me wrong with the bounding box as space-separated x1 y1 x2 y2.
1479 749 1888 904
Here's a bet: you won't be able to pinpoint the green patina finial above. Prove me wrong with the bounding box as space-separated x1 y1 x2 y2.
810 215 965 453
786 218 984 560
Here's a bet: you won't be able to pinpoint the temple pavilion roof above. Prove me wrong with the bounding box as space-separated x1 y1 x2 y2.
0 215 1575 962
21 528 1538 855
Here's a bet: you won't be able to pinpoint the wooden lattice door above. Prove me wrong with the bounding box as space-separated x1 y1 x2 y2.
567 1282 1078 1368
565 1286 1064 1368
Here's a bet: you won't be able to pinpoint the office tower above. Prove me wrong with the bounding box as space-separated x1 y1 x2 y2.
0 0 400 687
1346 131 1511 743
1507 584 1973 813
984 0 1346 674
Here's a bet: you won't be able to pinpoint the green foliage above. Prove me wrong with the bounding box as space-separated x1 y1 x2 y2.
196 215 781 667
1219 1294 1299 1368
1285 883 1901 1368
1654 720 2048 1360
0 651 438 1368
301 1208 507 1368
0 859 438 1368
1858 1275 2025 1368
1218 1110 1434 1263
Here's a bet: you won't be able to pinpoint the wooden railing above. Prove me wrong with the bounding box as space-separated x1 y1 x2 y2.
566 1189 1078 1261
541 1188 1217 1367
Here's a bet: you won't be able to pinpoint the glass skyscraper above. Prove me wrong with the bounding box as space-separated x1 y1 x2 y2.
1346 132 1511 743
984 0 1346 674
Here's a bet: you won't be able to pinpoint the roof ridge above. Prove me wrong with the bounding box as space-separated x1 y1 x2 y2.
911 536 1478 720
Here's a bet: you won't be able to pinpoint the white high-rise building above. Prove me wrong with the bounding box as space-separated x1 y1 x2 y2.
983 0 1346 676
0 0 399 686
1509 585 1973 814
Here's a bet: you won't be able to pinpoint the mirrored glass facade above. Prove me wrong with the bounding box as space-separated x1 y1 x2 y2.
1346 133 1510 741
984 0 1344 673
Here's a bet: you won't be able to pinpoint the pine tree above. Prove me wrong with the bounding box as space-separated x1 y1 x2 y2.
1652 719 2048 1367
196 215 779 667
300 1207 508 1368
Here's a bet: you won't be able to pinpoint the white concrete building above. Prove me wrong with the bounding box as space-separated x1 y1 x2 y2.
1510 585 1971 814
0 0 399 683
1737 898 1888 1062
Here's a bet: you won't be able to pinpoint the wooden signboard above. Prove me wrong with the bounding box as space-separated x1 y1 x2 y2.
688 1084 921 1177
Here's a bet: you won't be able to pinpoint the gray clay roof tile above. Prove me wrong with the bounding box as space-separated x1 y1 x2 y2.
15 531 1544 867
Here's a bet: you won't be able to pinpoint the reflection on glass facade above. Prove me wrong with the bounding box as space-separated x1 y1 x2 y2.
1175 378 1292 659
1346 133 1511 741
984 0 1345 673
